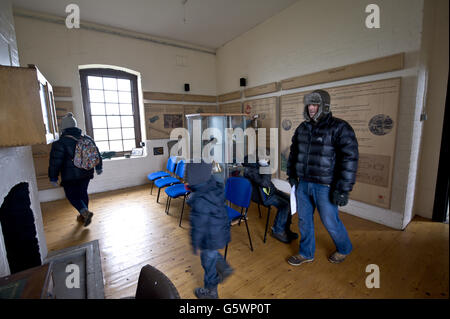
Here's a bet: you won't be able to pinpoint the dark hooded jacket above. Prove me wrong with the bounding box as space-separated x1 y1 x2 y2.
187 177 231 253
286 111 359 193
48 127 102 186
243 160 276 203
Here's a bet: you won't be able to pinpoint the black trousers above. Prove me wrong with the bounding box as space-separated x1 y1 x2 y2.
62 178 90 213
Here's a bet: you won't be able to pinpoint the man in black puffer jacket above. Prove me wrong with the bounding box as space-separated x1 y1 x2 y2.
48 113 102 226
186 162 233 299
286 89 358 266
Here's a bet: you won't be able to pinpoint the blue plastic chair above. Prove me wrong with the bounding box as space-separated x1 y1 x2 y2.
224 177 253 260
249 180 272 243
147 156 177 195
154 160 185 203
164 183 190 227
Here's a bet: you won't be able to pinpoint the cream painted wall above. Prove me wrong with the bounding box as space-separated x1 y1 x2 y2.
216 0 429 229
216 0 422 92
13 15 217 202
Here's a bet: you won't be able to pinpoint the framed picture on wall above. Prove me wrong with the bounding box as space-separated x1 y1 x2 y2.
153 147 164 156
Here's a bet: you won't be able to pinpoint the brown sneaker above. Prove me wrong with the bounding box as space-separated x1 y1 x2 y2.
81 210 94 227
287 254 314 266
76 214 85 223
328 251 348 264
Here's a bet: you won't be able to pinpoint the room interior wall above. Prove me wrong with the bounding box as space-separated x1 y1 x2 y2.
10 0 447 229
215 0 430 229
13 13 217 202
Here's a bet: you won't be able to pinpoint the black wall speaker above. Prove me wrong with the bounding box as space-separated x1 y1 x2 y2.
184 83 190 92
240 78 247 87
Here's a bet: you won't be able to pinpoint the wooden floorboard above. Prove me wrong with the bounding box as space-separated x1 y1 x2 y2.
40 184 449 299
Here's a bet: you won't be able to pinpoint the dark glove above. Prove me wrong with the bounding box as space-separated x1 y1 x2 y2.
288 177 298 188
331 190 349 206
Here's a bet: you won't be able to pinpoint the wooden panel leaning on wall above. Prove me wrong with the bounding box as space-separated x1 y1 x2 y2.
32 86 73 190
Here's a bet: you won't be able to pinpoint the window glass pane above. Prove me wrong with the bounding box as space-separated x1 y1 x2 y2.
121 116 134 127
89 90 104 102
119 103 133 115
90 103 105 115
110 140 123 152
105 103 120 115
103 77 117 91
118 91 132 104
104 90 118 103
117 79 131 91
87 76 103 89
108 128 122 140
122 128 135 139
93 128 108 140
107 116 121 128
123 139 136 151
92 116 107 128
96 141 110 152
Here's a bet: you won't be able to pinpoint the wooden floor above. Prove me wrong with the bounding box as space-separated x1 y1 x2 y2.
40 184 449 299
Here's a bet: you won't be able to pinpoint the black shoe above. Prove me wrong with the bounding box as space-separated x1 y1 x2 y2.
216 264 234 284
271 230 290 243
194 287 218 299
216 267 234 284
286 229 298 240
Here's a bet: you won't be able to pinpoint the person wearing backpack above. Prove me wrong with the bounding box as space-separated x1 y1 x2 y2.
48 112 102 226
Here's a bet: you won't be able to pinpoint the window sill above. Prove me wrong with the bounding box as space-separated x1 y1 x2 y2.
103 155 147 161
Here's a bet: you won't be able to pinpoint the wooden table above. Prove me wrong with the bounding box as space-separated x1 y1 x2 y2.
0 263 54 299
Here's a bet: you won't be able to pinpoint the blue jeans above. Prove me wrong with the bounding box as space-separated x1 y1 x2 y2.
264 191 291 234
296 181 352 259
200 249 229 289
62 178 90 214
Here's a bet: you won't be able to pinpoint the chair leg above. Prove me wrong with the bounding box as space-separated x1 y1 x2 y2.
166 197 171 215
263 206 271 243
224 244 228 261
150 182 154 195
238 207 244 226
179 195 186 227
157 188 161 203
244 212 253 252
164 195 169 213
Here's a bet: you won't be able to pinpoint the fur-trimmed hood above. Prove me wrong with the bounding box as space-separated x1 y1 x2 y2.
303 89 331 122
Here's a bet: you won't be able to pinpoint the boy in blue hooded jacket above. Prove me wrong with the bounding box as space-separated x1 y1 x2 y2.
185 162 233 299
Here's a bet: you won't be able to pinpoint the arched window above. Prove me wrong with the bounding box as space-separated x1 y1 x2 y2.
79 68 142 157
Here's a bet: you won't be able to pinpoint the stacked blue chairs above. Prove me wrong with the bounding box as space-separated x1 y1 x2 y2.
154 159 185 203
147 156 177 195
223 177 253 260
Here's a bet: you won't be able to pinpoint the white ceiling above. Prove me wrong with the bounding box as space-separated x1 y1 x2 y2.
12 0 298 50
